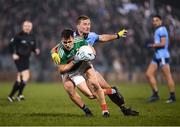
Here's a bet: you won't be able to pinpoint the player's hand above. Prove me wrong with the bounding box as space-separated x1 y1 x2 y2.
35 48 40 55
12 53 19 60
51 52 60 64
145 43 154 49
117 29 128 38
73 51 82 64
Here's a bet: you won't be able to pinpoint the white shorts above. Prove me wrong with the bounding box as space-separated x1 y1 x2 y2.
70 74 85 86
61 61 92 86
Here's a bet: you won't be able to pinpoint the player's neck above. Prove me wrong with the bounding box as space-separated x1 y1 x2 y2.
76 30 88 39
77 30 84 37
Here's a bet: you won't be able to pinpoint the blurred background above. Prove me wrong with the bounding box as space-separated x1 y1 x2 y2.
0 0 179 83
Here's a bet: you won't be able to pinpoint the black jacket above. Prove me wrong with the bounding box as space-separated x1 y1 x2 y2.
9 31 37 57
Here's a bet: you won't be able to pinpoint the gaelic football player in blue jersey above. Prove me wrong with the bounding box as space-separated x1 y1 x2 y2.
74 15 139 115
146 15 176 103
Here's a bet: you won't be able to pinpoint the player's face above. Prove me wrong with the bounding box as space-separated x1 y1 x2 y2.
61 36 74 51
22 21 33 34
77 19 91 34
152 17 162 28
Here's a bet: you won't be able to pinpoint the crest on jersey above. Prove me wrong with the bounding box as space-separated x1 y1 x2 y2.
21 40 27 44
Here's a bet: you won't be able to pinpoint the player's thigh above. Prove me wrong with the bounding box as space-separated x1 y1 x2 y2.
77 81 94 98
86 68 98 83
16 69 30 82
96 71 111 88
146 63 158 76
68 74 93 97
86 68 102 91
63 78 76 95
21 69 30 82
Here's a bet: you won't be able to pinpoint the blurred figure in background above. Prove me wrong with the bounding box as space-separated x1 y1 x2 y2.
8 20 40 102
146 15 176 103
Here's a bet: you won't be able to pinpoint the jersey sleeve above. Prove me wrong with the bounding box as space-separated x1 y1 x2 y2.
90 32 99 41
87 32 99 45
158 27 167 38
50 43 66 64
31 35 38 53
50 43 60 54
57 47 67 64
9 35 18 54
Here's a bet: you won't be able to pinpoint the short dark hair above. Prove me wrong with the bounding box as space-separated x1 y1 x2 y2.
61 28 74 39
76 15 90 24
152 14 162 20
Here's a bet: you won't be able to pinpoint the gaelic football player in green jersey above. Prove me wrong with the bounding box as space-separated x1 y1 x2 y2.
51 29 110 117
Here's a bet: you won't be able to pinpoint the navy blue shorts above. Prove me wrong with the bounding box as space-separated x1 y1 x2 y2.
151 57 170 68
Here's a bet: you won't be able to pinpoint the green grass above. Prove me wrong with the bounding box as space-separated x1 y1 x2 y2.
0 82 180 126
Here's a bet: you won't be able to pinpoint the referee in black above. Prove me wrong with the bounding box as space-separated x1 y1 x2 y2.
8 20 40 102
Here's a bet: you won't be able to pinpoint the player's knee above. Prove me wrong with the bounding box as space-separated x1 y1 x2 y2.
88 78 98 86
96 86 104 94
22 73 30 82
64 83 73 92
69 93 76 98
146 71 152 78
64 85 71 92
23 76 29 82
88 95 96 99
66 89 75 98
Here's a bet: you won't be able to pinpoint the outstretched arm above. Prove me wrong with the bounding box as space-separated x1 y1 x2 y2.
99 34 119 42
98 29 127 43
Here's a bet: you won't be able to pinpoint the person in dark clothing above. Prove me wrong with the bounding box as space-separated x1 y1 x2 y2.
8 20 40 102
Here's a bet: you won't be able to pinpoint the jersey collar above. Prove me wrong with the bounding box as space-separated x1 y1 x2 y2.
75 30 89 39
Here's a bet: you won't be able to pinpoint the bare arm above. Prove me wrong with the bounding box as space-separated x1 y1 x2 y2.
57 61 75 73
151 37 166 48
98 29 127 43
98 34 118 43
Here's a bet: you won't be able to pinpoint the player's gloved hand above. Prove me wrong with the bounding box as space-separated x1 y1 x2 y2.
73 51 86 64
73 51 91 64
117 29 128 38
73 51 82 64
51 52 60 64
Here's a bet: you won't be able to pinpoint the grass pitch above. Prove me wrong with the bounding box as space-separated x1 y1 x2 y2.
0 82 180 126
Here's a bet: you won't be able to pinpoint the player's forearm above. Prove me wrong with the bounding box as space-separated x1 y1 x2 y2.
152 37 166 48
152 39 166 48
57 61 75 73
152 43 165 48
99 34 118 42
